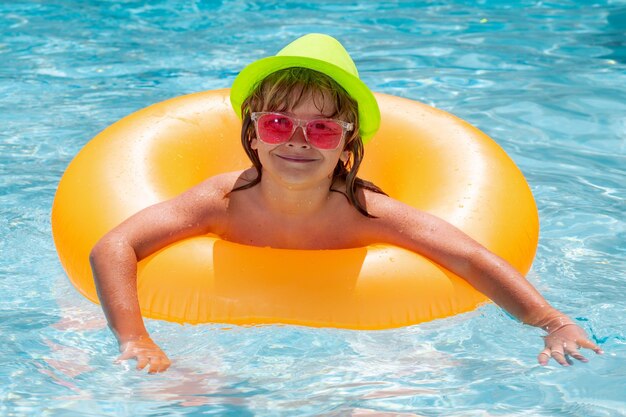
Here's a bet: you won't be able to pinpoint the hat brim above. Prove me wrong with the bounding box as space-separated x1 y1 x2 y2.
230 56 380 143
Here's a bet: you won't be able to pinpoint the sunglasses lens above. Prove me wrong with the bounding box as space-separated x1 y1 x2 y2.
306 120 343 149
257 114 294 144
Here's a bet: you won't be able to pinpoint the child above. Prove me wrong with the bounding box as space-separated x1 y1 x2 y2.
89 33 603 374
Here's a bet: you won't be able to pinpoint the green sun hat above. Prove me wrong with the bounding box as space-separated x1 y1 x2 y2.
230 33 380 143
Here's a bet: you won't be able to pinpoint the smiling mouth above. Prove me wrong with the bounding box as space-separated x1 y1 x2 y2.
275 154 318 163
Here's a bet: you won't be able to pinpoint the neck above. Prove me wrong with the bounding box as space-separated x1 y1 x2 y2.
256 173 336 217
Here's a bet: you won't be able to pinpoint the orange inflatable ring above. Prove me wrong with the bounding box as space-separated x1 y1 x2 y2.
52 89 539 329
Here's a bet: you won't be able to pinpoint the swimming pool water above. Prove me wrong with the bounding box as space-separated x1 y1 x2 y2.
1 1 625 416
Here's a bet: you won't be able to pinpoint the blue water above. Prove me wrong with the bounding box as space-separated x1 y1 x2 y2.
2 1 625 416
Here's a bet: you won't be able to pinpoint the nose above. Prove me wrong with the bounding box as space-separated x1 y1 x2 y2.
287 125 310 148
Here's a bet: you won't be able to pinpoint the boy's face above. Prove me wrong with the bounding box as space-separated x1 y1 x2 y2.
251 91 349 189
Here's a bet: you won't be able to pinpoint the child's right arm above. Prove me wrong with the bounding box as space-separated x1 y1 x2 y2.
89 176 229 373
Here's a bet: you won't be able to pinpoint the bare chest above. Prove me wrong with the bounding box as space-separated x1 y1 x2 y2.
221 193 367 249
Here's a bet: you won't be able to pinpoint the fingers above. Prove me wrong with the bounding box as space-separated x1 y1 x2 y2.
538 346 571 366
136 355 149 370
577 338 604 355
135 355 171 374
116 348 136 362
538 336 604 366
117 352 171 373
148 357 171 374
537 349 551 366
115 340 171 373
563 342 588 363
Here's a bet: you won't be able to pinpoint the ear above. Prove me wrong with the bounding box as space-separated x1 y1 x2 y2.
250 137 259 150
339 149 350 164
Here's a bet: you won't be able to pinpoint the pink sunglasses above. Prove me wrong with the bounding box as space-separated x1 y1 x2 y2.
251 112 353 150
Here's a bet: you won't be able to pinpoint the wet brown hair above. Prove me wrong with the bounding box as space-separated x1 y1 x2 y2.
231 67 386 217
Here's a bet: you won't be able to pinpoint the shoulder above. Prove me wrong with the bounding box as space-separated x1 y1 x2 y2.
152 170 255 235
360 189 414 221
349 179 410 218
163 170 254 221
356 188 447 242
183 169 256 199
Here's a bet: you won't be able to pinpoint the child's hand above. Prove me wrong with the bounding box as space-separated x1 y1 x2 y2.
538 323 603 366
116 336 171 374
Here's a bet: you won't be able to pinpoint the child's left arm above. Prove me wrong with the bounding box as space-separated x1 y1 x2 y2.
365 196 603 366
